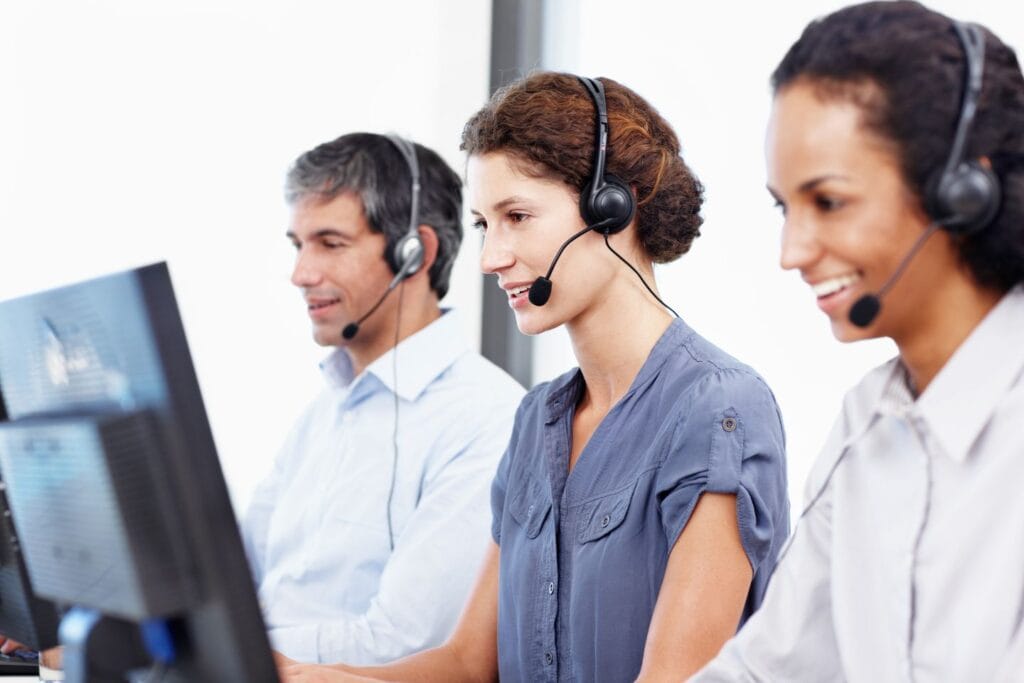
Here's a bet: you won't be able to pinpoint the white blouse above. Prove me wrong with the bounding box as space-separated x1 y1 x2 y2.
695 286 1024 682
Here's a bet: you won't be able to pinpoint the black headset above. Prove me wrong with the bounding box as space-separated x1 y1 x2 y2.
926 21 1002 235
528 76 678 316
577 77 636 234
848 20 1003 327
385 134 426 278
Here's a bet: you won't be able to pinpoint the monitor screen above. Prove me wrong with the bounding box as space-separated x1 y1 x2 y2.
0 263 278 682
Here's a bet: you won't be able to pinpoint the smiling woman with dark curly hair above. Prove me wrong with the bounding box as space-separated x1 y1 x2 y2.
695 2 1024 681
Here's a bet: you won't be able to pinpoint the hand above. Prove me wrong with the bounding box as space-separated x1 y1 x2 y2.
0 635 27 655
39 646 63 670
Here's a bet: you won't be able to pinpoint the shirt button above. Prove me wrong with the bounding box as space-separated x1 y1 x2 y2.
601 514 610 527
722 417 737 432
548 581 555 594
545 652 553 665
527 504 535 515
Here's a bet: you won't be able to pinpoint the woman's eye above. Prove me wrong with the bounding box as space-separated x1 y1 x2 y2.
773 199 787 217
815 195 844 212
471 219 487 231
509 211 529 223
323 241 344 249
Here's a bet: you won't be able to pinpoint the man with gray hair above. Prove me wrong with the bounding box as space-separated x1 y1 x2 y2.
242 132 523 665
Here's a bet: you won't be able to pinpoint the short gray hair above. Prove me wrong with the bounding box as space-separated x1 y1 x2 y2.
285 132 464 299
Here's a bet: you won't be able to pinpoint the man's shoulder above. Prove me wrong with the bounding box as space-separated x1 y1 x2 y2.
434 349 526 404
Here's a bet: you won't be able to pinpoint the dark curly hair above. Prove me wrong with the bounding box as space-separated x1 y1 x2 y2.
461 72 704 263
772 1 1024 292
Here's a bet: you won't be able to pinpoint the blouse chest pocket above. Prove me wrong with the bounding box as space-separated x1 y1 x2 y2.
508 473 552 539
577 481 636 544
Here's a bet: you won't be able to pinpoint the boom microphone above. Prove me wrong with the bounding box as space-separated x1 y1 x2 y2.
528 217 616 306
342 247 422 340
848 221 942 328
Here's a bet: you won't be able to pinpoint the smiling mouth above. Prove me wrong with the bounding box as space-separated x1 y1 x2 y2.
308 298 340 311
507 285 531 300
812 273 861 299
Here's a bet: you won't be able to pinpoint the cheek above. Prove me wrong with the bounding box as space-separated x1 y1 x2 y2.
821 208 906 271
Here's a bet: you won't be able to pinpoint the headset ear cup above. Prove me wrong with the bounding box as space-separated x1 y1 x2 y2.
579 175 635 234
391 232 425 276
933 161 1001 235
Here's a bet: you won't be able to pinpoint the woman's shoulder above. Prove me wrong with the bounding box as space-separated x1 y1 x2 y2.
660 322 776 406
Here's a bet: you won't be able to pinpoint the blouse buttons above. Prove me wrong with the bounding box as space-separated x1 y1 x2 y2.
722 417 737 432
600 514 611 527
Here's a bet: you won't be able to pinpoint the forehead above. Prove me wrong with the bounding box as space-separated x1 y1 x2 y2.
466 152 573 211
766 81 899 190
288 191 370 236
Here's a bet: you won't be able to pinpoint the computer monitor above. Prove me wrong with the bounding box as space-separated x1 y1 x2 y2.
0 263 279 682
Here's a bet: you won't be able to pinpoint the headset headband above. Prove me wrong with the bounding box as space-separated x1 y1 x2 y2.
385 133 421 242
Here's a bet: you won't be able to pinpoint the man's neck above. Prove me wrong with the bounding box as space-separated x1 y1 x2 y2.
346 295 443 378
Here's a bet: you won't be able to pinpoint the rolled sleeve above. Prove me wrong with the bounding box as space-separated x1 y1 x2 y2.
268 623 320 664
658 368 788 574
692 397 850 681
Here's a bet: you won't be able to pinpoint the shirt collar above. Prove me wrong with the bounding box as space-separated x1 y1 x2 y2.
913 285 1024 463
319 309 470 401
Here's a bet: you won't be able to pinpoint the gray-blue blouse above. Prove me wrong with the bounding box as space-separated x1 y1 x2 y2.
491 318 789 682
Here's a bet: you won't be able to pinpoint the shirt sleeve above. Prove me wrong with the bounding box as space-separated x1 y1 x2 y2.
656 367 788 574
241 443 290 586
271 397 519 665
690 403 850 682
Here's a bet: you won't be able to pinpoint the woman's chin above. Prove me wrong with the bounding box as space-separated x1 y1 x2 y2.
514 310 561 337
829 313 881 344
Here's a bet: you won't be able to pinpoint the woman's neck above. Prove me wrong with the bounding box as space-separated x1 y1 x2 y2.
566 275 675 411
895 277 1003 396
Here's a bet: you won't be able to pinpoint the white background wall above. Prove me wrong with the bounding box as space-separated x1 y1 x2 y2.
538 0 1024 509
0 0 491 511
2 1 1022 516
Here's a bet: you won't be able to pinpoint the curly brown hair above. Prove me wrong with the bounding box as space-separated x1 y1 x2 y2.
461 72 704 263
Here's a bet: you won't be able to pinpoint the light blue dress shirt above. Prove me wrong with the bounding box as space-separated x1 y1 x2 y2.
242 310 524 665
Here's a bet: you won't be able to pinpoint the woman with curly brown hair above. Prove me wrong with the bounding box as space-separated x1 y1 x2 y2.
279 72 789 683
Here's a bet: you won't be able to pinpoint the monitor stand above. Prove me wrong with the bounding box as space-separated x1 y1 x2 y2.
60 608 156 683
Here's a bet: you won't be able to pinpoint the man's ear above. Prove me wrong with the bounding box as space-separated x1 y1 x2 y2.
415 224 440 275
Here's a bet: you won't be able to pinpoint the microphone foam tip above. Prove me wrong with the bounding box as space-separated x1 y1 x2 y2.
848 295 881 328
528 278 552 306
